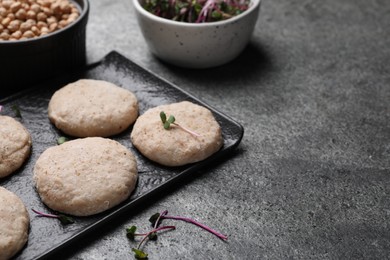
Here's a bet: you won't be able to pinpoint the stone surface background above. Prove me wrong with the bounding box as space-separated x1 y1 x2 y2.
57 0 389 259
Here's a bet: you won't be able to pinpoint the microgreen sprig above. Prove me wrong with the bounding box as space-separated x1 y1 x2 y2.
32 209 75 225
127 210 227 259
160 111 201 137
143 0 250 23
127 225 176 259
150 210 228 240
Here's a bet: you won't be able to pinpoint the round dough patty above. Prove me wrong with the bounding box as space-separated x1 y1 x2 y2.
48 79 138 137
0 115 32 178
0 187 29 260
33 137 138 216
130 101 223 166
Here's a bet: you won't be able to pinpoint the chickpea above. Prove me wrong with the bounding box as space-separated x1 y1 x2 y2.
7 19 20 32
19 20 35 32
70 7 78 15
37 12 47 21
31 25 39 35
40 26 49 34
36 20 46 28
42 6 52 16
51 2 61 15
49 22 57 32
67 13 77 23
40 0 51 8
10 2 22 13
0 32 10 40
46 15 57 25
2 17 11 27
21 3 30 10
11 30 22 39
22 30 34 38
2 1 13 10
0 7 8 18
7 13 15 20
58 19 67 28
26 10 36 19
15 9 27 20
0 0 80 40
60 1 71 13
30 4 41 13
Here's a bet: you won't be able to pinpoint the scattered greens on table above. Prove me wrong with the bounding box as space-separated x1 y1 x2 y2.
143 0 251 23
32 209 75 225
127 210 227 259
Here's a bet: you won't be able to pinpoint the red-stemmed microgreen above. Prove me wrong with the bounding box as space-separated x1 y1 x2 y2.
160 111 201 137
127 210 227 258
127 224 176 259
32 209 75 225
150 210 228 240
143 0 251 23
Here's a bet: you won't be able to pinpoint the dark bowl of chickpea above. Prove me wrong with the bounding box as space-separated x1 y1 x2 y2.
0 0 89 92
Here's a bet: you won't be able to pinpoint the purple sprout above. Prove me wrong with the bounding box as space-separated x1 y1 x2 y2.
143 0 250 23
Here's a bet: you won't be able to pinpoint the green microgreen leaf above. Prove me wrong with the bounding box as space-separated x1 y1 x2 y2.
127 226 138 240
57 136 68 145
211 10 222 20
149 213 161 227
12 105 22 118
167 115 175 124
58 214 75 225
160 111 167 123
163 121 171 129
159 111 200 137
148 232 158 240
132 248 148 259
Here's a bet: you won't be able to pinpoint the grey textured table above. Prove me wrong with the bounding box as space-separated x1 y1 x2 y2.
37 0 390 259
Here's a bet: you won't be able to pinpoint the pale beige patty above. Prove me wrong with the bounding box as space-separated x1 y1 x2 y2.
0 187 29 260
131 101 223 166
33 137 138 216
0 116 32 178
48 79 138 137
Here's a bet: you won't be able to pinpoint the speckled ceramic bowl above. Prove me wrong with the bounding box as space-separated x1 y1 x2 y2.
133 0 261 68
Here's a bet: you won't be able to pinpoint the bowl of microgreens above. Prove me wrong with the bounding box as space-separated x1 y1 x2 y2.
133 0 261 68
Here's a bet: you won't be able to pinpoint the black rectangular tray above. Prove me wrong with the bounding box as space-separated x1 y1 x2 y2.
0 51 243 260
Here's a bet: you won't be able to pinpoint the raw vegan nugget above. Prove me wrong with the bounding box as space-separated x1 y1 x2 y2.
0 187 30 260
48 79 138 137
0 115 32 178
131 101 223 166
34 137 138 216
